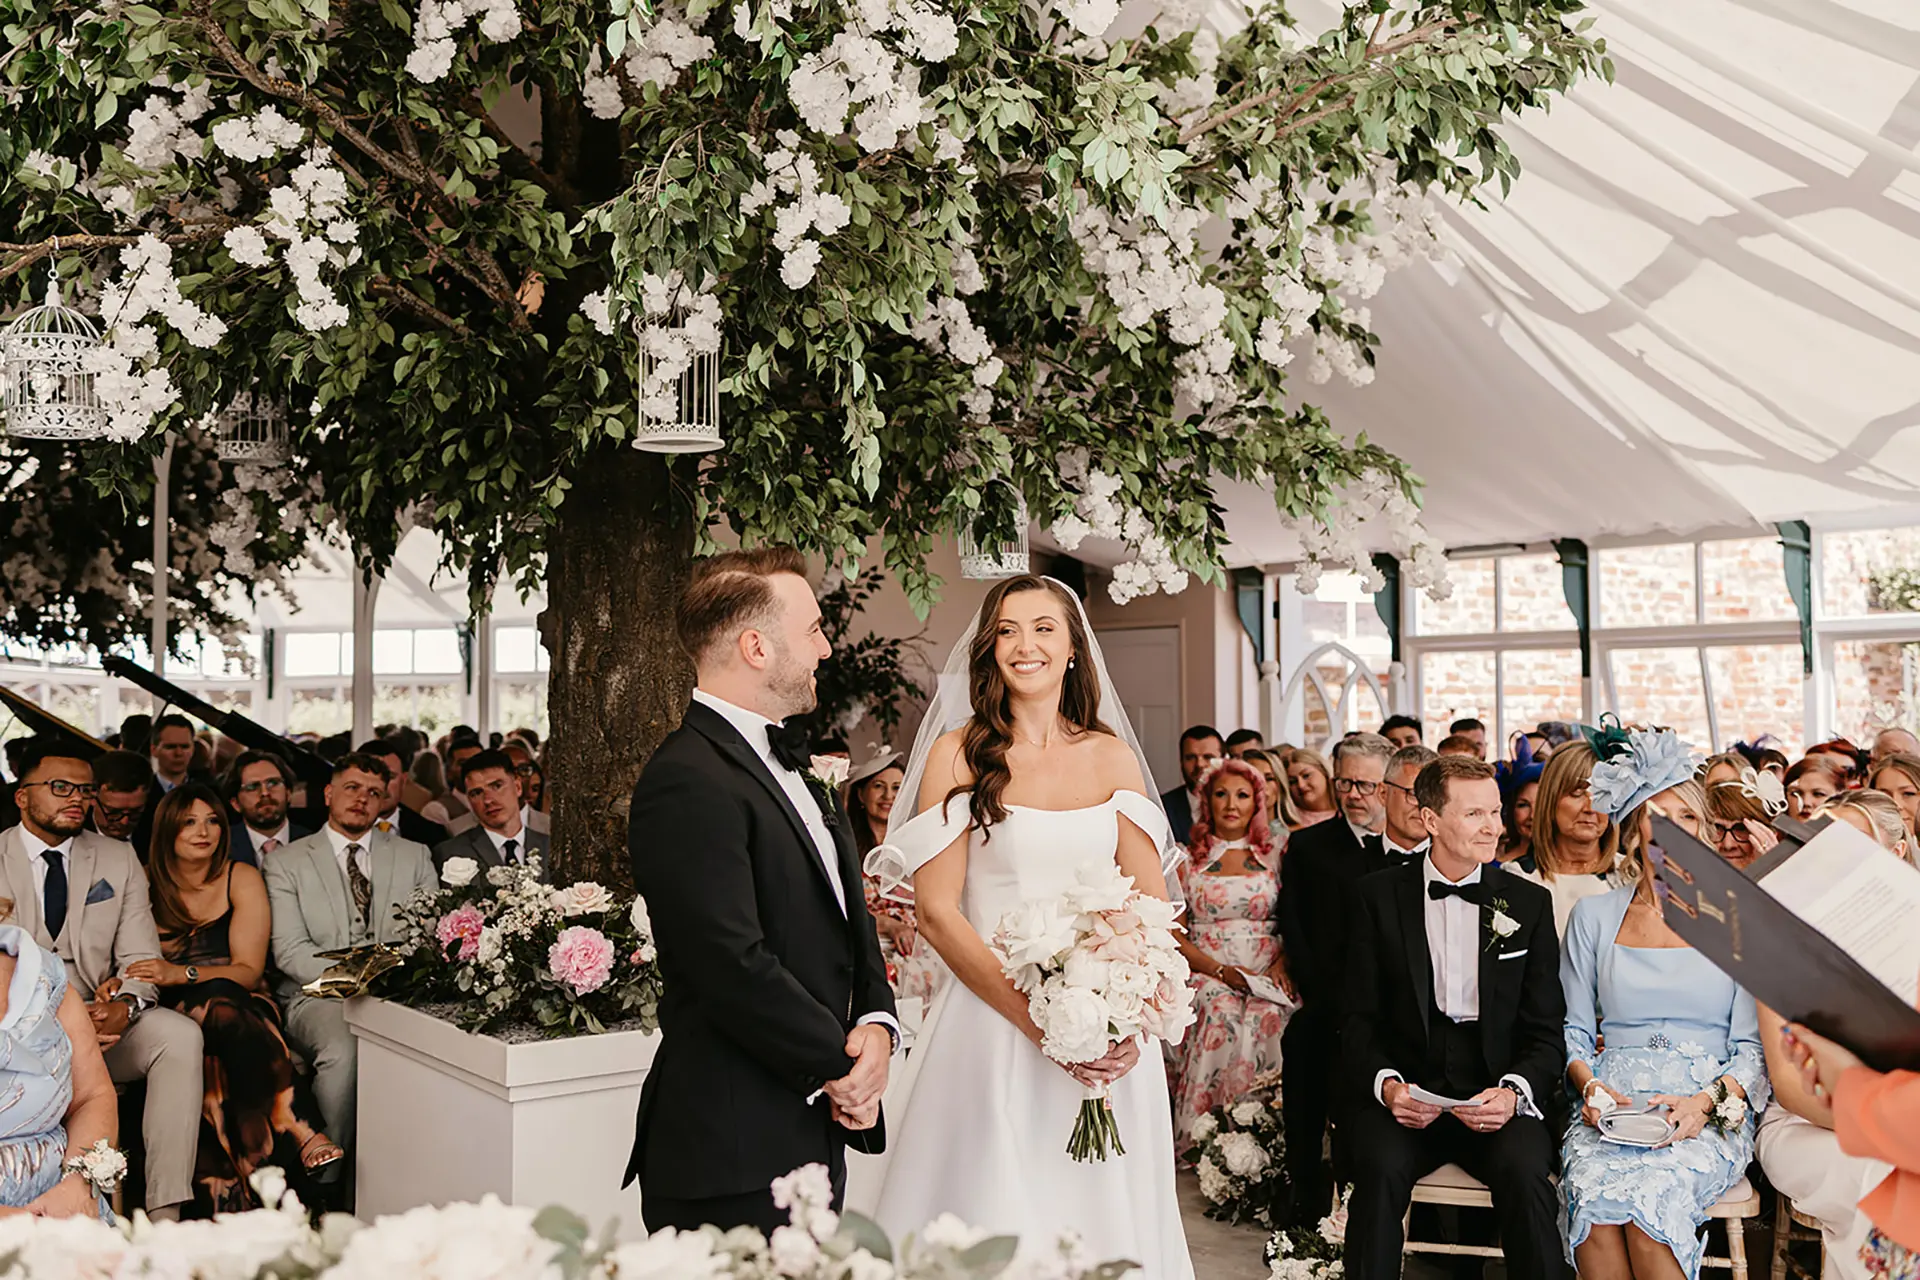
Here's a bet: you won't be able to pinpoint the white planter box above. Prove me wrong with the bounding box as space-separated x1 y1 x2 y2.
346 997 659 1240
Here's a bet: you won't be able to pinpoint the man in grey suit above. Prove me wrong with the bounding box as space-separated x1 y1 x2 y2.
0 739 201 1219
265 751 438 1170
431 749 550 876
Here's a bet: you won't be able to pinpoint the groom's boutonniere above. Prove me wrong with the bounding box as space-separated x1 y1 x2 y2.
1485 897 1519 952
806 754 851 792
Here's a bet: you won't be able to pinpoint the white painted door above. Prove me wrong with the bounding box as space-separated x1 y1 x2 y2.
1098 626 1182 793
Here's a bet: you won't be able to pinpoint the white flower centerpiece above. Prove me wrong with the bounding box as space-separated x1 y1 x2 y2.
346 858 665 1237
1187 1073 1286 1227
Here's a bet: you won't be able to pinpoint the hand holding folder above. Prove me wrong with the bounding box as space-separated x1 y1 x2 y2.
1648 813 1920 1072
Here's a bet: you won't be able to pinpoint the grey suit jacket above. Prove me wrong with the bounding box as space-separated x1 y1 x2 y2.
0 827 164 1002
431 823 550 877
263 827 438 1003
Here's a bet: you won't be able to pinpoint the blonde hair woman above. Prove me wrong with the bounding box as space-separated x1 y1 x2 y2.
1241 748 1305 832
1279 746 1336 829
1867 754 1920 842
1519 742 1622 936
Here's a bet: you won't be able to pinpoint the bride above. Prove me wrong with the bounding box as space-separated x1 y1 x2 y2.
859 574 1194 1278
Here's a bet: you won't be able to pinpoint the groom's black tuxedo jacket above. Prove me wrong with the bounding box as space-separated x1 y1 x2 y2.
1341 859 1565 1109
624 700 896 1200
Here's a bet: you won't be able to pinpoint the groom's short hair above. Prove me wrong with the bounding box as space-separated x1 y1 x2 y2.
678 546 808 663
1414 754 1496 814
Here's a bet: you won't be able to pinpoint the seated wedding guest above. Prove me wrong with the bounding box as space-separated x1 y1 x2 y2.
1437 733 1479 758
1160 725 1224 846
1379 714 1423 750
1782 1022 1920 1280
1868 754 1920 842
1281 745 1337 829
1873 726 1920 764
150 716 197 795
90 750 154 845
1379 744 1439 869
1448 717 1488 759
432 750 549 875
1786 755 1851 820
1277 732 1395 1226
223 750 309 866
1516 742 1622 936
847 751 947 1010
1169 758 1289 1146
1699 752 1750 791
1225 728 1264 760
1805 737 1870 789
1563 728 1768 1280
1342 756 1566 1280
0 738 200 1221
129 785 342 1214
1705 771 1784 870
408 749 447 804
1243 748 1306 832
266 752 437 1171
359 739 452 846
0 902 120 1219
419 733 483 829
1754 791 1910 1280
504 741 547 813
1499 760 1543 866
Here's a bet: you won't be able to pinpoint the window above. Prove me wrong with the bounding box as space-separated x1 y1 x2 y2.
1832 640 1919 742
1705 644 1803 756
414 629 463 675
285 632 350 678
494 626 549 674
1498 555 1576 632
1820 527 1920 617
288 687 349 735
1599 545 1697 628
1702 538 1794 623
1500 649 1583 744
496 681 550 738
1420 651 1495 741
1606 648 1711 745
1415 558 1495 636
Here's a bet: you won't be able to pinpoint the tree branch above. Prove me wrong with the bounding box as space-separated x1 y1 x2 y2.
369 277 473 337
461 98 578 212
1177 19 1456 143
0 225 232 284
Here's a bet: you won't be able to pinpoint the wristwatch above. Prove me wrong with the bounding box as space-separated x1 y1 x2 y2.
113 992 145 1025
184 965 199 984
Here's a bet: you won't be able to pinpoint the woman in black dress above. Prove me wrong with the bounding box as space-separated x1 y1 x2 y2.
127 784 340 1214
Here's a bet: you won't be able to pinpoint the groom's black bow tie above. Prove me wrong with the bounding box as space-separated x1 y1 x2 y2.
1428 879 1490 905
766 721 812 773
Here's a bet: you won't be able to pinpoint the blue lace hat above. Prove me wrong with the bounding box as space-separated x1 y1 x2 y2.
1581 715 1700 820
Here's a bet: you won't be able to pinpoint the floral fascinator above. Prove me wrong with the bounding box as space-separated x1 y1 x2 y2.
1581 715 1700 820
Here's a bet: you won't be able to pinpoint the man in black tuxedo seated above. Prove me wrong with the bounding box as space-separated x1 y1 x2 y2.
1342 754 1568 1280
1275 730 1395 1225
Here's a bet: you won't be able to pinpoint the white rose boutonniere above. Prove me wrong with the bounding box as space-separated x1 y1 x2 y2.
807 754 851 790
440 856 480 888
1484 897 1519 951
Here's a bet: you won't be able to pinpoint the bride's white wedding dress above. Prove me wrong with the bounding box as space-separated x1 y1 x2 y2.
859 790 1195 1279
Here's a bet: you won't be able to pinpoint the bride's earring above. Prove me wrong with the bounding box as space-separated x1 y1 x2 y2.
1069 656 1076 670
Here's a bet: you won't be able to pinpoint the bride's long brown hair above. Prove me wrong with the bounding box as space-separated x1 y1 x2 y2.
951 575 1112 836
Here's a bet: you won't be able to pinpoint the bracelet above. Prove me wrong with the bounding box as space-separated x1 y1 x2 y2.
61 1140 128 1197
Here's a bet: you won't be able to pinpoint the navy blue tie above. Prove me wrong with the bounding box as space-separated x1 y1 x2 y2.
42 851 67 940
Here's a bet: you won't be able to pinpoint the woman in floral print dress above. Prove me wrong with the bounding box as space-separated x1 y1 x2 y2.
1168 757 1292 1148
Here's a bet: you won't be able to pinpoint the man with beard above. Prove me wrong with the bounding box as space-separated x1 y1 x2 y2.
91 750 156 845
224 750 313 865
0 737 202 1220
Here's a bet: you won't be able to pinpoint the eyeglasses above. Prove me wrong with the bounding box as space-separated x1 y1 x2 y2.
237 779 287 795
21 780 97 799
1382 780 1416 798
1708 820 1754 844
95 800 145 822
511 762 536 776
1332 778 1381 796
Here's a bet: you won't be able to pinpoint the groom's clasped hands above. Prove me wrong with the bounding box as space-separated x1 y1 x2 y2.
825 1023 894 1130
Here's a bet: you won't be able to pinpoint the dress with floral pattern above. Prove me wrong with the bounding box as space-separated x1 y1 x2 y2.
862 876 949 1010
1168 838 1290 1148
1559 889 1769 1280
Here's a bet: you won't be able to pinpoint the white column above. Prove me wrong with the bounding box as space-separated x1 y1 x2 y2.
474 614 495 736
351 566 381 744
149 436 175 709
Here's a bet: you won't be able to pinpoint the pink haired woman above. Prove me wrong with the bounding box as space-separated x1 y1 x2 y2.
1168 757 1292 1145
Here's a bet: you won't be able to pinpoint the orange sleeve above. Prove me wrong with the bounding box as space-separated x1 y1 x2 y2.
1833 1067 1920 1171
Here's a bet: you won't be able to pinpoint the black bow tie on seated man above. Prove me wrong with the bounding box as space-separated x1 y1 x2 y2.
1428 879 1491 905
766 722 813 774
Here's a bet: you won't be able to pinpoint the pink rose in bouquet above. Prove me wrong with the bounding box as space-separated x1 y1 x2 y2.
549 926 615 995
434 903 486 961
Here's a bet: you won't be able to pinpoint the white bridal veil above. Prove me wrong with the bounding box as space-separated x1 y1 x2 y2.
863 576 1185 903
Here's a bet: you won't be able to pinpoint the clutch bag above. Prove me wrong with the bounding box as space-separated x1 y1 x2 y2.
1598 1109 1677 1148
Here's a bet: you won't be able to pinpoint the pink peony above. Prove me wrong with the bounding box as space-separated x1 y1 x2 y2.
548 926 615 995
435 903 485 961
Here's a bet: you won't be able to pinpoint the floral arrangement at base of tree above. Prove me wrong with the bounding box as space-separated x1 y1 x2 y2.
0 1163 1140 1280
374 856 662 1038
1263 1188 1349 1280
1186 1072 1285 1227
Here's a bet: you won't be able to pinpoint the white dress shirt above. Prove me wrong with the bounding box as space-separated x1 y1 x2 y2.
1374 853 1540 1117
1383 833 1430 864
20 827 74 930
323 823 374 887
692 688 900 1056
482 823 526 863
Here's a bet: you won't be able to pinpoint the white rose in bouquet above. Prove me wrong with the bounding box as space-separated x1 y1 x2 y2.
607 1227 726 1280
550 882 614 917
1060 859 1134 913
994 900 1079 990
1231 1100 1267 1127
1190 1112 1219 1142
440 856 480 888
1218 1130 1271 1179
1061 949 1111 992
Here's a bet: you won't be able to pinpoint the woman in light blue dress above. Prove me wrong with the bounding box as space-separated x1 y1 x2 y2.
0 921 119 1220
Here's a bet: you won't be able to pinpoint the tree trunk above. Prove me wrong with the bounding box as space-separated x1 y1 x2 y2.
541 448 694 888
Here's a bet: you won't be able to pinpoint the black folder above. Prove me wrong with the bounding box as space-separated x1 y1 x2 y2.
1648 813 1920 1071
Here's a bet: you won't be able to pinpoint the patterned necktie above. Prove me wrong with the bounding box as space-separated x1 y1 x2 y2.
41 851 67 940
346 843 372 924
259 837 281 857
503 838 519 865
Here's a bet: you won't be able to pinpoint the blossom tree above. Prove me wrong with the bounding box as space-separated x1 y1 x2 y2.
0 0 1603 882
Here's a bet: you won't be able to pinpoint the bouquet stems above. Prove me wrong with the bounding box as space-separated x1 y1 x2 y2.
1068 1087 1127 1163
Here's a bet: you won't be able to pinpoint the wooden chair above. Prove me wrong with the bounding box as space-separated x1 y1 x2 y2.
1769 1196 1827 1280
1402 1165 1765 1280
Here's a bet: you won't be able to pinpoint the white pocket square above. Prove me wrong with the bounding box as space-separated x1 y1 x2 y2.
1497 949 1527 960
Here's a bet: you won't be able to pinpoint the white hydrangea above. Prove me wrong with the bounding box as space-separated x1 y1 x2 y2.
635 272 722 419
1293 469 1452 602
580 288 615 336
1217 1129 1271 1179
788 26 935 152
123 81 212 170
1055 0 1118 38
1196 1154 1233 1203
209 105 305 162
222 225 274 268
406 0 523 81
624 4 715 90
581 49 625 120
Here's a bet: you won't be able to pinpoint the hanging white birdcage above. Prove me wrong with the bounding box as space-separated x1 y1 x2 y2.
633 302 722 453
214 388 291 464
1 257 107 441
958 485 1031 580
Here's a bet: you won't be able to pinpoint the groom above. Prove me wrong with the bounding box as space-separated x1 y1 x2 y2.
625 547 899 1235
1341 754 1568 1280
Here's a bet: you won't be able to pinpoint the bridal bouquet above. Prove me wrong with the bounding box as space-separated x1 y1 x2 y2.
379 856 663 1037
990 860 1195 1162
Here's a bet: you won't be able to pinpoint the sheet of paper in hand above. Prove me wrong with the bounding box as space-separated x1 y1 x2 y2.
1650 813 1920 1070
1241 972 1298 1011
1407 1085 1475 1110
